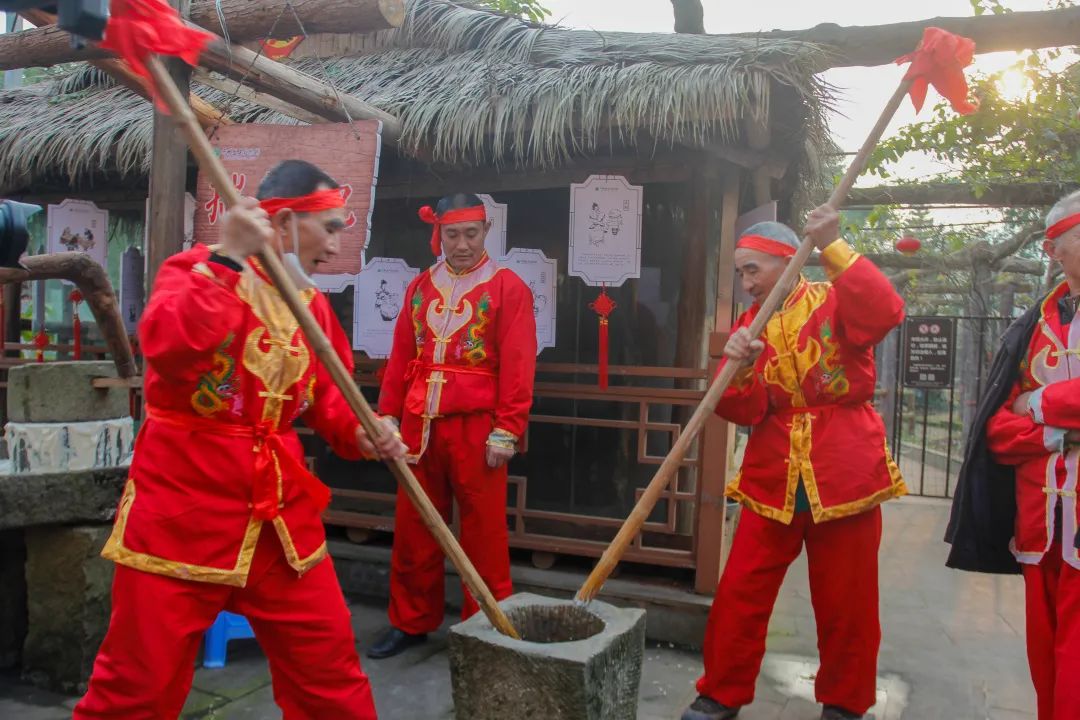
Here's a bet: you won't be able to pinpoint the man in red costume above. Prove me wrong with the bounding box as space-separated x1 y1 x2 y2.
367 193 537 659
682 206 906 720
74 160 405 719
948 190 1080 720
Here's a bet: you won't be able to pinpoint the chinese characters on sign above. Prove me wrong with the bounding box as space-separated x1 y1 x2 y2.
902 317 956 389
568 175 642 287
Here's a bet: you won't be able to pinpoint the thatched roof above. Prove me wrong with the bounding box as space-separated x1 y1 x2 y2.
0 0 831 195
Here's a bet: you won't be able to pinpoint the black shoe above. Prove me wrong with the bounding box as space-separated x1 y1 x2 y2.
821 706 863 720
365 627 428 659
680 695 739 720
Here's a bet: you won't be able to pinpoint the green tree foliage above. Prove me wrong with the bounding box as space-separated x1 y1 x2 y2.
475 0 551 23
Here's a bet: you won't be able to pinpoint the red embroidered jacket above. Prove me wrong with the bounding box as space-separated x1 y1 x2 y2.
988 282 1080 570
378 255 537 461
717 240 907 524
102 245 365 587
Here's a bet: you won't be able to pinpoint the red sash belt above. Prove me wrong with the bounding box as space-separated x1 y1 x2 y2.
775 402 870 418
404 360 497 382
146 407 331 520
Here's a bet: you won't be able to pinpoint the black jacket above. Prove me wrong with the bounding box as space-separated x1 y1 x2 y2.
945 301 1043 574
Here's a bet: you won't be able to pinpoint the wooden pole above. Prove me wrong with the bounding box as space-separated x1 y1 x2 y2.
145 0 193 291
143 56 519 640
575 78 914 604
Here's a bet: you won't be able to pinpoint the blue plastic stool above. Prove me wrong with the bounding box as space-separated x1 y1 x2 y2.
203 611 255 668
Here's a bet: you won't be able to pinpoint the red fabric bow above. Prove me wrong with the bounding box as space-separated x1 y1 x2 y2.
895 27 978 115
737 234 798 258
100 0 214 112
259 188 347 216
418 205 487 256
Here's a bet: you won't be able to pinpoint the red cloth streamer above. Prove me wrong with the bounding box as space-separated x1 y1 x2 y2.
69 290 83 360
418 205 487 256
737 234 798 258
1046 213 1080 240
589 288 617 390
258 188 347 216
33 330 48 364
100 0 214 112
894 27 978 115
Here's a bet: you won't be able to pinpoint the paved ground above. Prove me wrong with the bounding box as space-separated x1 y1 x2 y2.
0 497 1036 719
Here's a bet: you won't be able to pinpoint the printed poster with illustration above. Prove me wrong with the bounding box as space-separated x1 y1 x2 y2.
351 257 419 357
568 175 642 287
47 199 108 271
499 248 556 354
192 122 382 291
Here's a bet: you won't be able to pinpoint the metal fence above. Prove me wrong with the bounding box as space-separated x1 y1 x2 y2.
874 315 1011 498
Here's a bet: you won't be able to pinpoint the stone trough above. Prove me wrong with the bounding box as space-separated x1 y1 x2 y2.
448 592 646 720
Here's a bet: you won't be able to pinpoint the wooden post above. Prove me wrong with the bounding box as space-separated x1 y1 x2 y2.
674 166 710 382
744 114 772 207
695 170 740 594
145 0 193 291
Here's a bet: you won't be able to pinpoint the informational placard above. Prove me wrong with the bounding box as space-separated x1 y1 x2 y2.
478 194 507 259
47 199 108 271
568 175 642 287
903 317 956 389
352 257 419 358
119 247 145 335
144 193 196 251
499 248 556 354
192 122 382 292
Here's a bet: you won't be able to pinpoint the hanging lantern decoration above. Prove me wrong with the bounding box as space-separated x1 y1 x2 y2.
33 330 49 363
588 286 617 390
69 289 83 360
895 235 922 256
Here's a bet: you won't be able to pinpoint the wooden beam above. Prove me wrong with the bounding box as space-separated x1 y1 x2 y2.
700 142 788 179
146 0 194 291
845 181 1075 208
6 0 403 69
731 6 1080 69
192 69 324 125
810 251 1044 274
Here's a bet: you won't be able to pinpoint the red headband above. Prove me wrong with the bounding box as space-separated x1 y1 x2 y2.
259 188 345 216
1046 213 1080 240
737 234 798 258
418 205 487 256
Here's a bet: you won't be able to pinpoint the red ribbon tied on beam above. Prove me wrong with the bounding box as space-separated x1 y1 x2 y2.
69 290 83 360
100 0 215 112
589 288 617 390
894 27 978 115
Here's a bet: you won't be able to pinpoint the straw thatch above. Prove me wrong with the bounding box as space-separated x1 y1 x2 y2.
0 0 830 195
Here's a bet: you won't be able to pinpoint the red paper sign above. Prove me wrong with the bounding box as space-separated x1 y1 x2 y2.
193 123 381 280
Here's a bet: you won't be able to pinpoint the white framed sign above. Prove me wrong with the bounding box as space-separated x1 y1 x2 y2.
119 247 145 335
478 194 508 259
568 175 642 287
47 200 108 271
499 248 556 354
352 257 419 357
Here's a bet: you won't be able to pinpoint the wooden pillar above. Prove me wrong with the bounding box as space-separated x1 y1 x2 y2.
745 115 772 207
674 166 710 381
145 0 193 290
694 169 741 594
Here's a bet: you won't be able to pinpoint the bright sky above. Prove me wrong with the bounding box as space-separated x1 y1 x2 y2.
543 0 1061 184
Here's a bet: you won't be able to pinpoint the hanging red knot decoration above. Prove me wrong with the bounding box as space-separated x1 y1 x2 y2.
33 330 49 364
589 287 617 390
69 290 83 360
894 235 921 256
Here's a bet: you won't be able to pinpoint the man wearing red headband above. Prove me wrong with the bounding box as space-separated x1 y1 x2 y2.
683 205 905 720
368 193 537 659
948 190 1080 719
75 160 405 719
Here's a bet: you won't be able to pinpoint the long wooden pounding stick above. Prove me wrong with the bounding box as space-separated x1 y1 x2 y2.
145 56 521 640
575 78 914 604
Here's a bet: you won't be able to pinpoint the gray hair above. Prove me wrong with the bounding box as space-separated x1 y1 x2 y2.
739 221 800 251
1046 190 1080 232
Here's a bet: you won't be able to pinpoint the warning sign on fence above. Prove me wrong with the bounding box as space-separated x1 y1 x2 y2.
902 317 956 389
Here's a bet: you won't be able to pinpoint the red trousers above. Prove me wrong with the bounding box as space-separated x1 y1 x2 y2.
1023 542 1080 720
389 413 512 634
73 526 376 720
697 506 882 714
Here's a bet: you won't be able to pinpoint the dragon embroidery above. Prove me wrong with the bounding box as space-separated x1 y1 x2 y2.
461 293 492 365
191 333 237 417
